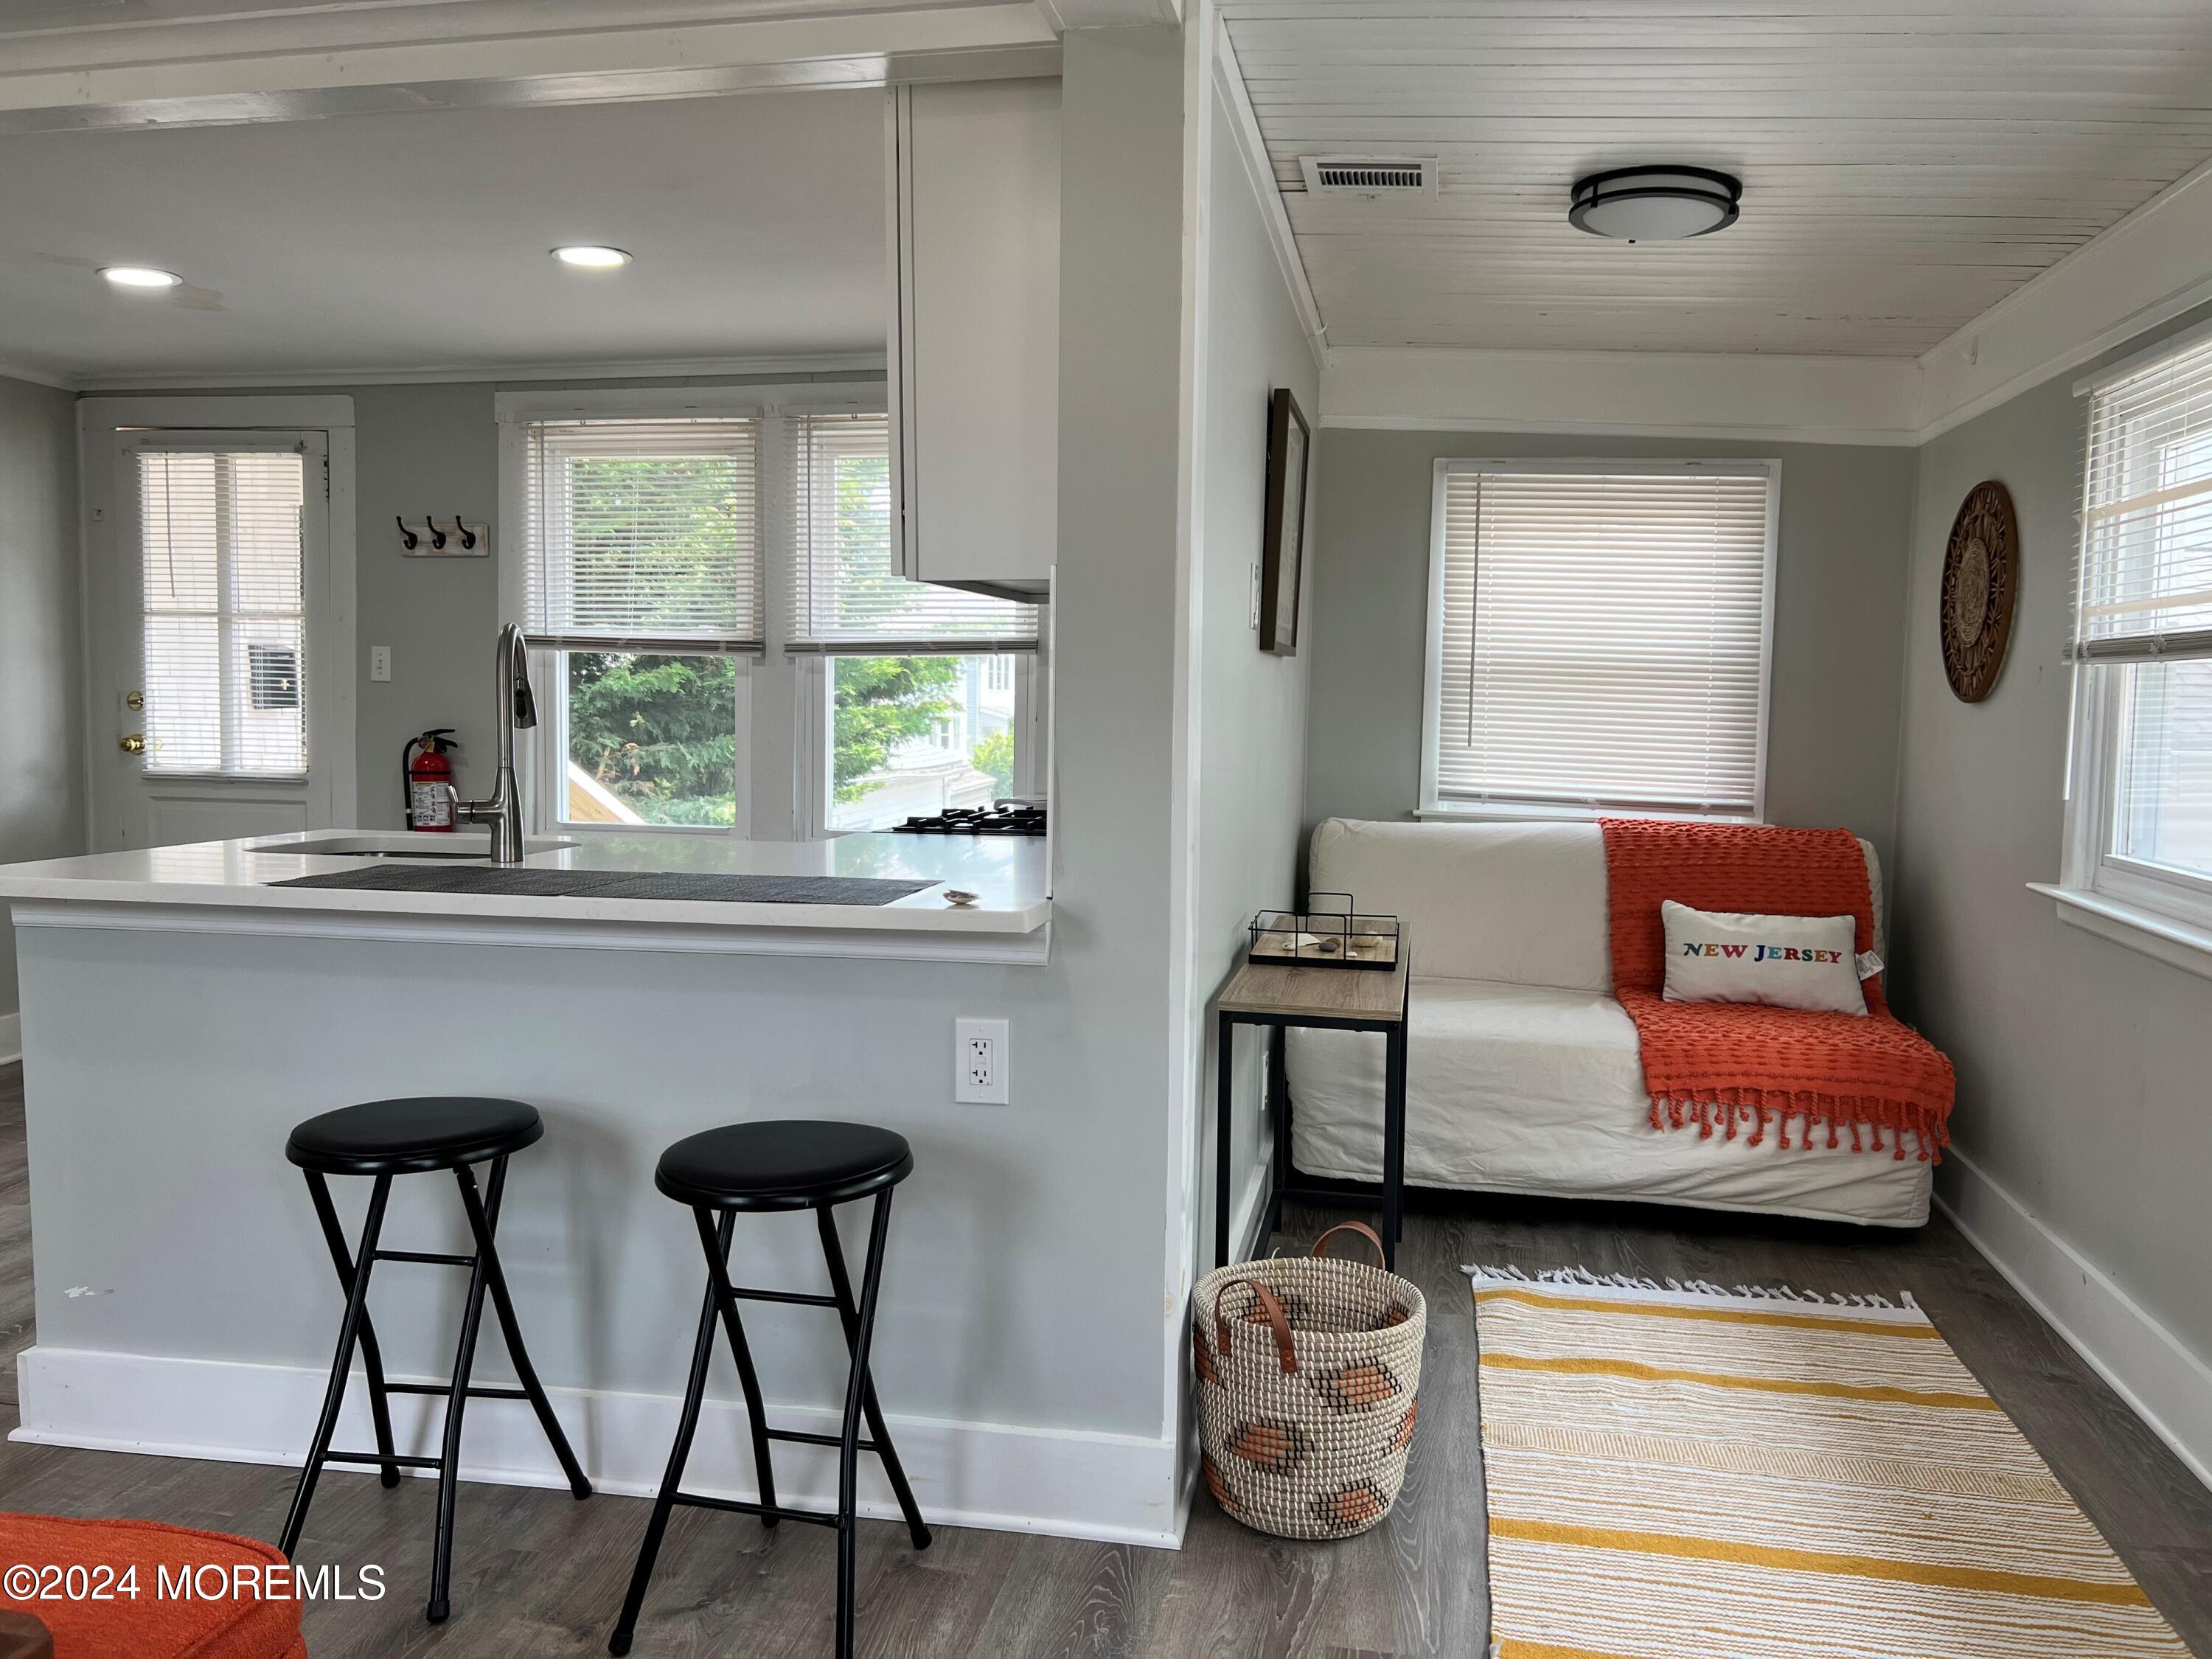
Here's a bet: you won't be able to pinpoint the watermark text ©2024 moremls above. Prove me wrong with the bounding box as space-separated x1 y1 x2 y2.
4 1560 386 1603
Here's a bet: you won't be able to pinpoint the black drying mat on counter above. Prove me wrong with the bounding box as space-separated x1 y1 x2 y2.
268 865 936 905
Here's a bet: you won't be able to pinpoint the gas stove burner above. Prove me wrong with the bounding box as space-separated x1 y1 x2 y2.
892 804 1048 837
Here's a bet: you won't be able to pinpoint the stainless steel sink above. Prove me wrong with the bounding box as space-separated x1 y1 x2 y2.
247 835 577 861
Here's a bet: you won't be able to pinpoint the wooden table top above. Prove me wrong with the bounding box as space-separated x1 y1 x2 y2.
1217 928 1410 1023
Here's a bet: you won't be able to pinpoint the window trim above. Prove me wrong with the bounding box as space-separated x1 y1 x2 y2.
2045 655 2212 978
2042 335 2212 978
495 383 1040 841
1418 456 1781 824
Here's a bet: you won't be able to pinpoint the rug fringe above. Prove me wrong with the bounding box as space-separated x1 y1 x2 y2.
1462 1262 1906 1310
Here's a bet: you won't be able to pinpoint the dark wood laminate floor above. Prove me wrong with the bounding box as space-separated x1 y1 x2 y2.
1 1059 2206 1657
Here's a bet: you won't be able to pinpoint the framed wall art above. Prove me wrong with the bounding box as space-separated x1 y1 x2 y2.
1259 386 1310 655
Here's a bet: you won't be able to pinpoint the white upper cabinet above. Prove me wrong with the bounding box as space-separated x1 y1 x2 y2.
886 79 1060 599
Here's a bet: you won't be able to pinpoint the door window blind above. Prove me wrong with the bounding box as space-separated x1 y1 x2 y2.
2076 332 2212 665
787 412 1037 653
523 418 761 653
1431 463 1774 816
139 448 307 776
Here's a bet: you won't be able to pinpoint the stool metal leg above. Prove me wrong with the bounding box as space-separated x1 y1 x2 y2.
302 1169 401 1489
608 1234 726 1658
280 1172 392 1558
425 1162 498 1624
833 1190 896 1659
458 1157 592 1501
816 1201 930 1551
693 1206 779 1526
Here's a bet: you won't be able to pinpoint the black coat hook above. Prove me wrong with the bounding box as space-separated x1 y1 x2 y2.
456 518 478 552
428 518 448 551
396 516 418 551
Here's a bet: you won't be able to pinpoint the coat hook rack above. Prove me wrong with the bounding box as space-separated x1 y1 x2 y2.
397 516 490 558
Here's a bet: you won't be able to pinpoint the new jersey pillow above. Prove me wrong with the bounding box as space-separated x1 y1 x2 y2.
1660 900 1868 1015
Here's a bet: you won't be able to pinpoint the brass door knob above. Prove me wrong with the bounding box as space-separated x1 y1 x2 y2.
119 733 147 754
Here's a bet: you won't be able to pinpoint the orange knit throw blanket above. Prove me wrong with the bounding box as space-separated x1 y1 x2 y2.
1600 818 1955 1162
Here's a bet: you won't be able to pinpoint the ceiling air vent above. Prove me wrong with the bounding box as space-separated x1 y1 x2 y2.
1298 156 1438 198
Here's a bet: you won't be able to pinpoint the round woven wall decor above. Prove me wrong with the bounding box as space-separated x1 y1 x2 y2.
1941 480 2018 703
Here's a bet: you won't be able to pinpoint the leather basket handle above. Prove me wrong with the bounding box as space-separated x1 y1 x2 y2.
1310 1220 1387 1266
1214 1279 1298 1374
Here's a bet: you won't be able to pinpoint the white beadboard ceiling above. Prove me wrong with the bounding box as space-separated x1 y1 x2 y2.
1220 0 2212 355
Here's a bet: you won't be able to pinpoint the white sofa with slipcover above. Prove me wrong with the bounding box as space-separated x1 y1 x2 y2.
1284 818 1930 1228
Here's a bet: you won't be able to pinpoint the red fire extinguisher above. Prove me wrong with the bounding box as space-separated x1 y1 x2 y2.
403 729 459 831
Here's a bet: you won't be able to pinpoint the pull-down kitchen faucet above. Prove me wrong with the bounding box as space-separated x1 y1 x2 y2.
451 623 537 863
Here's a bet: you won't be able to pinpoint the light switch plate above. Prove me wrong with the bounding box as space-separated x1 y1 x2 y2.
956 1018 1009 1105
369 645 392 683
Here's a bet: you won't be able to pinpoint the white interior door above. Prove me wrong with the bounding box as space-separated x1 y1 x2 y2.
88 428 341 852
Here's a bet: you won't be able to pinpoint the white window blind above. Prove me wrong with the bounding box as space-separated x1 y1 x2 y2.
2075 333 2212 665
523 418 761 653
1430 462 1775 817
139 448 307 776
787 412 1037 653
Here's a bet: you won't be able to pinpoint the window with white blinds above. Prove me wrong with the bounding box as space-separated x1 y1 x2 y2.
787 412 1037 653
2065 329 2212 906
139 448 308 776
2075 332 2212 665
1425 461 1777 818
522 418 761 653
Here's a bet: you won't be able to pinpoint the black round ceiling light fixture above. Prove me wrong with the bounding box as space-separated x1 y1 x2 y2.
1568 166 1742 243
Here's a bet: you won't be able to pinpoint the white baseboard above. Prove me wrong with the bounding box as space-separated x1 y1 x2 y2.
11 1346 1183 1548
0 1011 19 1065
1936 1147 2212 1493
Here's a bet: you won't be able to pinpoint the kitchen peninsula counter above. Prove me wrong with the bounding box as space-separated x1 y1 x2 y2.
0 828 1050 964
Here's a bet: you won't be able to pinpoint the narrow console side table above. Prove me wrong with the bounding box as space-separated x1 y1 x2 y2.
1213 930 1411 1269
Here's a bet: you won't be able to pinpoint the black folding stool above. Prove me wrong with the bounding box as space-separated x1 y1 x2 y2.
609 1119 931 1658
279 1096 591 1622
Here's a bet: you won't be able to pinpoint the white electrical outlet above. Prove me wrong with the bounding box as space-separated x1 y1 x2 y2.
955 1018 1009 1105
369 645 392 683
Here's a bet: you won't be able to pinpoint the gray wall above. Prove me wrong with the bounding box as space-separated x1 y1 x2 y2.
1899 302 2212 1382
1190 98 1321 1263
1301 430 1918 872
0 374 82 1023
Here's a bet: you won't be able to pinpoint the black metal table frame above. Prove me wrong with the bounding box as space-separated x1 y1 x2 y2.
1213 984 1409 1270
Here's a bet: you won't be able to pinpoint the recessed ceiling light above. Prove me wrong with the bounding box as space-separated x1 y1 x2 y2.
100 265 184 290
1568 167 1741 243
552 246 632 270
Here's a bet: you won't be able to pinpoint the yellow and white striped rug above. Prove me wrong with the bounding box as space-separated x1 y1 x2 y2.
1468 1267 2193 1659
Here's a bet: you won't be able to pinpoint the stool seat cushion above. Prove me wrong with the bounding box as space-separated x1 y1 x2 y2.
0 1514 306 1659
286 1096 542 1175
658 1120 912 1208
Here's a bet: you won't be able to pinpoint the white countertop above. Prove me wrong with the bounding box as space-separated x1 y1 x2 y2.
0 829 1051 962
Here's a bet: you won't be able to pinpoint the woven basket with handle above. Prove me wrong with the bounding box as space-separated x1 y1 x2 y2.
1192 1222 1427 1539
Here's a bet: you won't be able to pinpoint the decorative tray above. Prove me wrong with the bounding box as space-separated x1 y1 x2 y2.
1248 894 1401 971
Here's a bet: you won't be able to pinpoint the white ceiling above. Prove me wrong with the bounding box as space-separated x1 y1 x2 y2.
0 87 888 383
1221 0 2212 356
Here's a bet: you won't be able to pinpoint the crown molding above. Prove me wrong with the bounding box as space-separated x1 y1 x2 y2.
1210 21 1324 369
0 358 76 392
1321 347 1920 447
74 352 888 394
1914 151 2212 442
